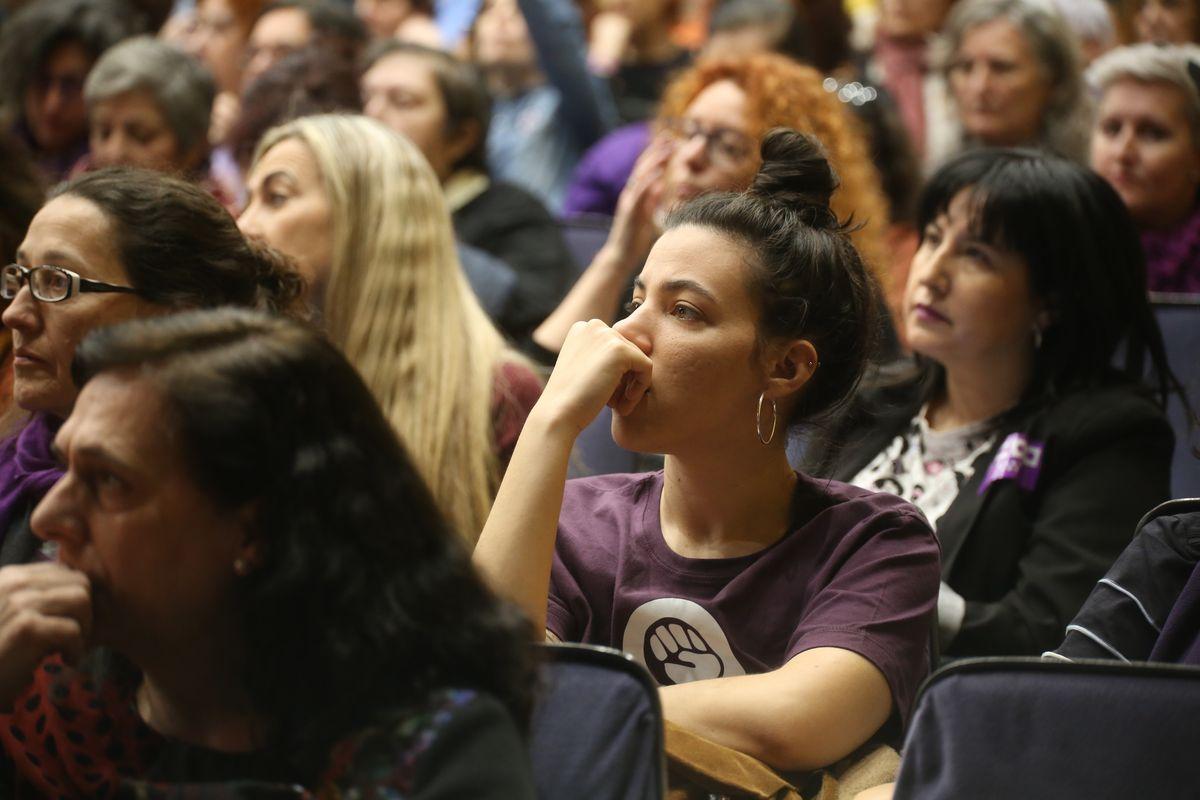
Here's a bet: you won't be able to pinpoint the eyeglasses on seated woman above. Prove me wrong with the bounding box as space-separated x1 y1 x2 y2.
0 167 303 571
0 308 536 797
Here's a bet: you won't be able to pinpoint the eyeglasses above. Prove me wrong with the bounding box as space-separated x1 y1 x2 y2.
1 264 140 303
662 117 755 167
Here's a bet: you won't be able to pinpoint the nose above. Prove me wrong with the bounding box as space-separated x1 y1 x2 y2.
237 202 263 239
30 473 86 552
679 132 709 172
910 241 952 298
94 131 129 168
612 304 654 357
363 92 386 121
1 282 41 335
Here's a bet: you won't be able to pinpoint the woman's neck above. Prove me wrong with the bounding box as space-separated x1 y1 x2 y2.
660 447 798 559
930 354 1031 431
133 626 265 752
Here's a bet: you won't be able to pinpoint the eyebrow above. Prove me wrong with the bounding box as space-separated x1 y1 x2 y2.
69 443 137 475
632 277 719 304
260 170 297 191
13 248 83 267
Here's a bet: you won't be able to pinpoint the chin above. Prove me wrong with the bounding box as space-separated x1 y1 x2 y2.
611 412 667 455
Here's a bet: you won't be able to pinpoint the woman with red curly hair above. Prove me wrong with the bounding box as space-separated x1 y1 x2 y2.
535 52 891 357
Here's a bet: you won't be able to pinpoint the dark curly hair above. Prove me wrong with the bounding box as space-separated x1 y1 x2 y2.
666 128 884 426
50 167 306 317
71 308 535 779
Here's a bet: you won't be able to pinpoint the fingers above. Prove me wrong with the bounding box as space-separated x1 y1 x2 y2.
0 563 93 652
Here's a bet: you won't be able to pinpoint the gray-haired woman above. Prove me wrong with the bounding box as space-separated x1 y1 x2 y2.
78 36 236 208
1090 42 1200 293
935 0 1092 167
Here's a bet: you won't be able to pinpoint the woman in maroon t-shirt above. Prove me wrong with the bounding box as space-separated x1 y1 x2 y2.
474 129 941 774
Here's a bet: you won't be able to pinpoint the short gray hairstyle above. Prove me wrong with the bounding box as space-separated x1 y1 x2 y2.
84 36 215 157
1089 42 1200 148
939 0 1093 163
1047 0 1116 48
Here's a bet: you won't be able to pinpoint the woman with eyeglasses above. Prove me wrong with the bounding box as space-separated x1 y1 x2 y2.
533 52 891 359
0 166 303 567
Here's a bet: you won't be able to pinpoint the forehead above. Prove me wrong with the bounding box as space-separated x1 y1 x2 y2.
1102 78 1192 120
251 137 324 187
252 7 312 43
684 80 749 129
640 225 758 305
40 40 92 77
960 18 1033 59
60 372 178 468
17 195 127 280
92 89 169 123
365 53 439 94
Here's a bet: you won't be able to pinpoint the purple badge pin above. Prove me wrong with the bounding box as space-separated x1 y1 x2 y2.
979 433 1044 495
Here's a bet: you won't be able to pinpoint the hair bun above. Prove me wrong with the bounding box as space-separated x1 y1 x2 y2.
749 128 840 228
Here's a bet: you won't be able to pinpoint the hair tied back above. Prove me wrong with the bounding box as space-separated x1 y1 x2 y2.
749 128 841 230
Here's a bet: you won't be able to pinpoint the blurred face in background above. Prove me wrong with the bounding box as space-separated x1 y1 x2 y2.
878 0 955 38
948 18 1052 147
243 6 313 88
659 80 759 212
186 0 250 93
356 0 415 39
473 0 536 72
362 51 457 178
1091 78 1200 229
90 89 199 173
24 40 93 154
1135 0 1199 45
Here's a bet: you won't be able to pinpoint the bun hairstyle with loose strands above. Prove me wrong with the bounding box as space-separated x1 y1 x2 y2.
666 128 885 427
656 53 892 289
252 115 533 543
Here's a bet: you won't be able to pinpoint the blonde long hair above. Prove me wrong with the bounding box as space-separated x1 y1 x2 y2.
253 114 528 543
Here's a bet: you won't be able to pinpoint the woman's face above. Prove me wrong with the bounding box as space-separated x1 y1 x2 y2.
89 89 197 174
660 80 760 212
473 0 536 71
1136 0 1199 44
23 39 93 155
1091 78 1200 229
878 0 955 38
362 52 456 179
32 371 250 657
904 188 1044 370
238 138 333 304
610 225 777 454
948 18 1053 147
1 196 155 419
186 0 249 93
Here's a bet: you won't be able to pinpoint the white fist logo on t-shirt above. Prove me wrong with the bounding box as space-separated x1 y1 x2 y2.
622 598 746 685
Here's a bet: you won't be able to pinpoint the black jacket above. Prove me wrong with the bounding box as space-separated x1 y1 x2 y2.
452 180 574 341
807 375 1174 657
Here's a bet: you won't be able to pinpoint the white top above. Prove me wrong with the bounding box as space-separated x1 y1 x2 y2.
850 404 998 527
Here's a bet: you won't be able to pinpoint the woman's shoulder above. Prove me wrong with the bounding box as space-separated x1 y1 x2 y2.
325 689 533 799
799 473 935 535
1034 380 1170 439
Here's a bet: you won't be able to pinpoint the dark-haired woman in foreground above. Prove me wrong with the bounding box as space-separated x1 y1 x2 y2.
810 148 1180 658
0 309 535 797
474 130 940 773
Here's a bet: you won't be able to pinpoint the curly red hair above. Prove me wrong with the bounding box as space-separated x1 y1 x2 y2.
657 53 891 285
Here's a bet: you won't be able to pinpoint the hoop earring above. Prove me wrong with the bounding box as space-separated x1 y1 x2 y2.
756 393 778 445
1033 325 1044 350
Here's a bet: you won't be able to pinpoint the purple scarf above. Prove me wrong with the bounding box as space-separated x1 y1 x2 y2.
1141 205 1200 294
1149 559 1200 666
0 414 64 543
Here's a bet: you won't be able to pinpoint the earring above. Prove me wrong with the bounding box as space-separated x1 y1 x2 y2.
1033 325 1044 350
756 392 778 445
233 557 249 576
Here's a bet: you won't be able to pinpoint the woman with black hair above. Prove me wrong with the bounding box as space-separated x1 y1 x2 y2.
810 147 1182 658
474 129 940 775
0 309 535 797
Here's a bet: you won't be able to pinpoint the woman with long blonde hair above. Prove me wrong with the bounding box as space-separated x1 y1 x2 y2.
239 114 542 543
